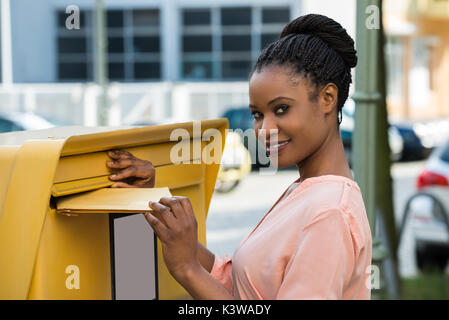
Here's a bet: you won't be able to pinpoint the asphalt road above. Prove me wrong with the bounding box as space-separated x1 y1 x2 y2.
205 161 434 278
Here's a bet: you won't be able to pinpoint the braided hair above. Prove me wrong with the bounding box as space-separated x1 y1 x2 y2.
251 14 357 125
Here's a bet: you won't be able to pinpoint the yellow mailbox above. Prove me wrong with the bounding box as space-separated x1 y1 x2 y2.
0 119 228 300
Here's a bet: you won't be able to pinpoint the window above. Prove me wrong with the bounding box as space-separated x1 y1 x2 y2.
56 10 93 81
260 7 290 50
441 141 449 163
56 8 161 82
409 37 436 109
385 37 403 102
181 6 290 80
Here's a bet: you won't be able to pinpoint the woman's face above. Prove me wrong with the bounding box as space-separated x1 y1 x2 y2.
249 65 337 169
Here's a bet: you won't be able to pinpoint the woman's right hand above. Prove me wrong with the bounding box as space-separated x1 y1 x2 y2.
106 149 156 188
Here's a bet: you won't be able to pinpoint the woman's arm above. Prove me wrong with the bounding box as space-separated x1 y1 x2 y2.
106 150 216 273
145 196 235 300
197 242 216 273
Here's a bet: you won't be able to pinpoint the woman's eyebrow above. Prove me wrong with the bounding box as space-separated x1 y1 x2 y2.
268 96 295 105
249 96 295 109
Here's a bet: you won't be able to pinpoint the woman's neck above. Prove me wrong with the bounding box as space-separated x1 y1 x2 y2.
296 129 352 182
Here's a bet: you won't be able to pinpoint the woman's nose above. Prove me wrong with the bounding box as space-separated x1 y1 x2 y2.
258 117 279 142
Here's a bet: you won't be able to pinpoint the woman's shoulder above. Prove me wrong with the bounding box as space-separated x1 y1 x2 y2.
286 175 372 251
287 174 361 210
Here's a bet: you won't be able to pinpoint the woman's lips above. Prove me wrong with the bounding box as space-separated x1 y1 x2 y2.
266 139 291 156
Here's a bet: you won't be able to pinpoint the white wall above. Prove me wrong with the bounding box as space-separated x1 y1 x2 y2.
301 0 356 41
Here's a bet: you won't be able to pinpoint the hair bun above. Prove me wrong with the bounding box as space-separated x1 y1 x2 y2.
280 14 357 69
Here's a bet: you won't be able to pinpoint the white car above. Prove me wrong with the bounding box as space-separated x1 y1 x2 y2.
0 111 54 133
406 140 449 271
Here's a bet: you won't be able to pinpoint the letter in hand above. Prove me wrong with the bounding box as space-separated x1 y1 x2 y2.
107 149 156 188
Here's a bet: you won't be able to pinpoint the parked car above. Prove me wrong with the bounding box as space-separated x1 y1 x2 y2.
221 108 270 169
341 98 431 163
406 140 449 272
0 111 54 133
215 131 252 193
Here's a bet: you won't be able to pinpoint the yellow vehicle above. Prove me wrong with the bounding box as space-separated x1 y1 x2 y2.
0 119 227 300
215 131 252 193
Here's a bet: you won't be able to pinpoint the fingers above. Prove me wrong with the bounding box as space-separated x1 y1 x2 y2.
109 166 147 180
159 197 185 220
144 212 169 242
107 158 138 169
110 182 136 188
149 201 177 228
107 149 133 160
172 196 195 218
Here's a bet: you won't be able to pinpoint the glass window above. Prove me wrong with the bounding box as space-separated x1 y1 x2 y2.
183 35 212 52
221 7 251 25
222 35 251 51
440 142 449 163
58 62 89 80
133 9 159 27
108 36 124 53
385 37 403 102
181 6 291 80
183 9 211 26
262 8 290 24
183 61 212 79
56 9 161 82
58 37 87 54
261 33 279 49
134 62 160 79
409 38 433 109
222 60 252 78
107 10 124 28
133 36 160 53
108 62 125 80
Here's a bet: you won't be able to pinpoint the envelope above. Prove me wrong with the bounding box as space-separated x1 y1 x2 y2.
56 187 172 214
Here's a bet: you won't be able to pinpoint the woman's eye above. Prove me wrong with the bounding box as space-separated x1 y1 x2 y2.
275 104 289 115
252 112 263 120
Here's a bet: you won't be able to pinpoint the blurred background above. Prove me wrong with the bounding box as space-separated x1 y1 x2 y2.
1 0 449 299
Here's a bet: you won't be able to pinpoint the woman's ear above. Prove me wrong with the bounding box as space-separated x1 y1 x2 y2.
319 83 339 115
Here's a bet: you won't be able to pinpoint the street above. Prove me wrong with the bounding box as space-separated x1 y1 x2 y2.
206 160 433 278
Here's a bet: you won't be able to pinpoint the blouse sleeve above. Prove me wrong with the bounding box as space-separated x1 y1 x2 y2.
210 254 233 294
276 208 356 300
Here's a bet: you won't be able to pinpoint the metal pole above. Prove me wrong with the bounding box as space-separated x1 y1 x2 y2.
352 0 388 297
95 0 108 126
1 0 13 87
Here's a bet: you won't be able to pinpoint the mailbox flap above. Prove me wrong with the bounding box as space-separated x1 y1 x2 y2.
55 187 172 214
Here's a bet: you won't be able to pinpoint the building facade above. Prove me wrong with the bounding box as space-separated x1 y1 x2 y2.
0 0 360 125
384 0 449 120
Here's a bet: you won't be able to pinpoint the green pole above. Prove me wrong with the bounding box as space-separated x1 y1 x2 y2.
95 0 108 126
352 0 388 297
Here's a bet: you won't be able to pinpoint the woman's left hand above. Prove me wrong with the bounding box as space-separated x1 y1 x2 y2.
144 196 201 280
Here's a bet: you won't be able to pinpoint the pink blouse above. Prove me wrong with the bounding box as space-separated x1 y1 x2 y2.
210 175 372 300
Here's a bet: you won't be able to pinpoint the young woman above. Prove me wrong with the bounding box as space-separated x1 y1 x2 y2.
107 14 372 300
